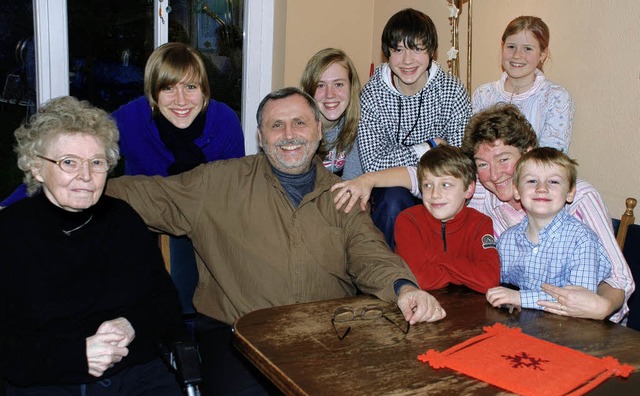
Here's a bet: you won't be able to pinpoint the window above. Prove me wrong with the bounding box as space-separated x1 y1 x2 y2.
0 0 273 199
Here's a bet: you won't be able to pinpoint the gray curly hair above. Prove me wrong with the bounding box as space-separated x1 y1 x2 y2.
14 96 120 195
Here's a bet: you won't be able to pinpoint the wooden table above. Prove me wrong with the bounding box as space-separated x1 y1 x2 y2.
233 286 640 395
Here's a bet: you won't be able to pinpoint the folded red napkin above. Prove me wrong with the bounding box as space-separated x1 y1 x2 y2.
418 323 633 396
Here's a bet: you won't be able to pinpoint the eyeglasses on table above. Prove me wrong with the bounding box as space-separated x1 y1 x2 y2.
331 305 410 341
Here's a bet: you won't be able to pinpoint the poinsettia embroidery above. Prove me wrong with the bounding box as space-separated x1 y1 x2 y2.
502 352 550 370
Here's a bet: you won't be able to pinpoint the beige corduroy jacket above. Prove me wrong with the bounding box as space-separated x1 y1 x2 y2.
107 153 417 324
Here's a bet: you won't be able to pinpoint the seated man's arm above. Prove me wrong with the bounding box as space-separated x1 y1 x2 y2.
343 205 445 323
342 205 413 301
105 171 204 236
397 283 446 324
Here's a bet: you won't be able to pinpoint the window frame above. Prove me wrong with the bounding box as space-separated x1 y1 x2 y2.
32 0 273 154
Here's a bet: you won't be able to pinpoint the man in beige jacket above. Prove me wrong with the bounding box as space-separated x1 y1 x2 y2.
107 87 444 395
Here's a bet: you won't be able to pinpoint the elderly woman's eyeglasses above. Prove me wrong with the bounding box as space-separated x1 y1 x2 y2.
331 305 410 341
37 155 110 174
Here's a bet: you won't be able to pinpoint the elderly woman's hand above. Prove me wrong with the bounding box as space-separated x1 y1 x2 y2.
331 174 375 213
85 317 136 377
96 317 135 347
86 332 129 377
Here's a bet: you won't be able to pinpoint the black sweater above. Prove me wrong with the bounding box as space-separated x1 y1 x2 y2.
0 193 181 387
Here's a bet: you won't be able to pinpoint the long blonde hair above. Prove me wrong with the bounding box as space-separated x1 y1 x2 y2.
300 48 361 156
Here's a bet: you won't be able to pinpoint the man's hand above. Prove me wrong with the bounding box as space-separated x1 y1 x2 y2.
397 285 446 324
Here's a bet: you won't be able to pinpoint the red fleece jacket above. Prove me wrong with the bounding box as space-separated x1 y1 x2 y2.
395 204 500 293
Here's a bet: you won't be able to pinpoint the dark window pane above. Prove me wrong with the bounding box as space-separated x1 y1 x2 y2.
189 0 243 116
68 0 153 112
67 0 243 117
0 1 35 199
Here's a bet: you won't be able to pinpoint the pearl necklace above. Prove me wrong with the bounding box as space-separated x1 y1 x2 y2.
62 214 93 236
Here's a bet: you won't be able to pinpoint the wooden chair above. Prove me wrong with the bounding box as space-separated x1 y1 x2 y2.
612 197 640 331
159 234 172 274
615 198 636 249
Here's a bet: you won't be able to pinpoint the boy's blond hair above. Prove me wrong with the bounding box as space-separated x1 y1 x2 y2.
513 147 578 190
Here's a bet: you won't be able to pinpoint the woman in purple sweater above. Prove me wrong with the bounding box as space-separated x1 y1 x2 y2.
113 42 244 314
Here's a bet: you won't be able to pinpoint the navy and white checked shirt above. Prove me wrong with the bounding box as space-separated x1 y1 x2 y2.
357 62 471 174
498 207 612 309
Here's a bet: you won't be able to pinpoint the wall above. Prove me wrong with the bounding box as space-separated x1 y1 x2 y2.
283 0 374 86
272 0 288 90
281 0 640 217
467 0 640 218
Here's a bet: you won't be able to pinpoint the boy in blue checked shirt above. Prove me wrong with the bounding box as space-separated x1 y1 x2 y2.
486 147 611 311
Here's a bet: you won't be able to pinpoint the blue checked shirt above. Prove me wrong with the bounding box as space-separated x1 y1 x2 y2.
498 207 612 310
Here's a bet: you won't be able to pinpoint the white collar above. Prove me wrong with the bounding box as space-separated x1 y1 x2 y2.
381 61 440 95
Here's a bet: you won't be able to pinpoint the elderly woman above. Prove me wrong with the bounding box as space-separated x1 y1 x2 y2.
0 96 182 395
1 42 245 315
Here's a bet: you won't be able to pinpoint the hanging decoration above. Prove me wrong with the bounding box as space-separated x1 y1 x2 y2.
447 1 461 77
446 0 473 95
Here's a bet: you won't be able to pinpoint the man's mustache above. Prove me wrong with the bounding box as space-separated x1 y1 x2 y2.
275 139 307 147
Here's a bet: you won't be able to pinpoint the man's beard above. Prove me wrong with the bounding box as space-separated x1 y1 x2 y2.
263 138 320 174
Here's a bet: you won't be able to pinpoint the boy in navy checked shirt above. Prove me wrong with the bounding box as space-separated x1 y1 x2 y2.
486 147 611 311
355 8 471 251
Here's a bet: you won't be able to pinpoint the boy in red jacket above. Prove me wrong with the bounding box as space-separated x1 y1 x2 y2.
395 145 500 293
